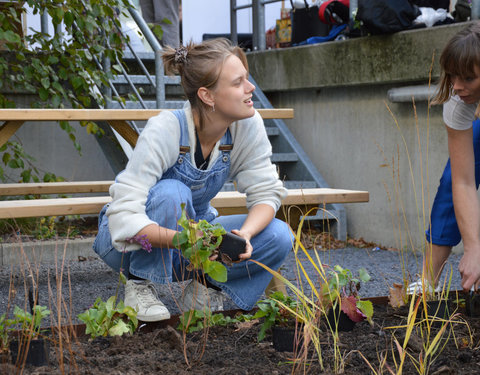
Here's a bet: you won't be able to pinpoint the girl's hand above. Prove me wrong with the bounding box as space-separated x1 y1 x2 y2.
231 229 253 260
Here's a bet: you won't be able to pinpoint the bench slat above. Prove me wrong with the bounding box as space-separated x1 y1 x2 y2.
0 108 294 121
0 181 114 196
0 188 368 219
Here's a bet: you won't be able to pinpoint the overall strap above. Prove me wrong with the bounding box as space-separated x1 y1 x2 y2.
172 109 190 154
219 128 233 152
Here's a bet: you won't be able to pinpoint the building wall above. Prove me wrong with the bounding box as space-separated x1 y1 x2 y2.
246 22 471 251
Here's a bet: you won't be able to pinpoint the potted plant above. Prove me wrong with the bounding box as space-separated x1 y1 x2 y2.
253 291 303 352
9 304 51 367
320 265 373 332
173 204 245 282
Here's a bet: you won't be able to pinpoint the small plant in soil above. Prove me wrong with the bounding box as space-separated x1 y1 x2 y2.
78 296 138 339
173 204 228 282
177 310 247 333
12 305 51 340
253 291 301 342
321 265 374 326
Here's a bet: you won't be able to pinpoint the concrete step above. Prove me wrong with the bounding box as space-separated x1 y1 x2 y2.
112 75 181 85
271 153 299 163
265 127 279 137
108 100 185 109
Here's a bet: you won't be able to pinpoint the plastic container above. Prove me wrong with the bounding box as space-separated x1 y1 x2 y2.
10 338 49 367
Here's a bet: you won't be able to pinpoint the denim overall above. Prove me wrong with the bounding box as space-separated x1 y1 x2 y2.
427 119 480 246
93 110 292 310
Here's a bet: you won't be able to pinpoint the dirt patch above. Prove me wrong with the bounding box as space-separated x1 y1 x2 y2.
4 302 480 374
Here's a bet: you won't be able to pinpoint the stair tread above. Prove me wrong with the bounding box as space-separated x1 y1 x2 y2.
112 75 181 85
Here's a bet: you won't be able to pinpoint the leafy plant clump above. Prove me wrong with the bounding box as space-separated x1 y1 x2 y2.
177 310 248 334
173 204 228 283
0 0 130 183
321 265 373 324
253 291 300 342
12 305 51 340
78 296 138 339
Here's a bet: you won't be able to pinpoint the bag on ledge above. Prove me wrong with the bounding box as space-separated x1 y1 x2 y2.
290 0 330 45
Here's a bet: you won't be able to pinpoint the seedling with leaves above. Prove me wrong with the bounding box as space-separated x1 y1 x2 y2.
177 310 245 334
321 265 373 325
12 305 51 340
173 204 228 282
253 291 300 342
78 296 138 339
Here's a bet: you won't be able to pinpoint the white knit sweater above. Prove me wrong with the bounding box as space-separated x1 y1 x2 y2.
106 103 287 251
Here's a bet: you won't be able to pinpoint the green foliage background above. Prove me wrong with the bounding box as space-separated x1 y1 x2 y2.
0 0 130 183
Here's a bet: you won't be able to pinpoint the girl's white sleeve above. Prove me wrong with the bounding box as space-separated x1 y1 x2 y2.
229 111 287 212
106 111 180 251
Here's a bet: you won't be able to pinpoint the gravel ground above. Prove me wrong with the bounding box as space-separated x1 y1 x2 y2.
0 244 463 325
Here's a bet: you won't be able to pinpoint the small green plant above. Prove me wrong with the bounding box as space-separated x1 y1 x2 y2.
0 312 13 352
77 296 138 339
321 265 374 325
173 204 228 282
177 310 244 334
33 216 57 240
253 291 300 342
12 305 51 340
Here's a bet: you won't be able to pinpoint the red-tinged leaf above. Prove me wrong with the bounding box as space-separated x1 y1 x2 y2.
341 296 365 323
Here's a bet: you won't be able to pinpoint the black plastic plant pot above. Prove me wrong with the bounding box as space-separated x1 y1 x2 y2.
327 306 356 332
466 293 480 317
272 325 304 352
421 300 450 327
218 232 246 262
10 338 49 367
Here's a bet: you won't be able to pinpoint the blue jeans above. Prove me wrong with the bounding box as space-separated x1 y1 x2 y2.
427 119 480 246
93 179 293 310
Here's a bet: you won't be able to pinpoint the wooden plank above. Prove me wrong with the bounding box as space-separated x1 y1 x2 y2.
0 181 113 196
0 188 368 219
211 188 369 208
0 196 111 218
0 108 294 121
0 120 25 147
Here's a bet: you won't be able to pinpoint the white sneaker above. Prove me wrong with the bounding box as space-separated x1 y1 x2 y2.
124 280 171 322
180 280 224 312
407 279 442 295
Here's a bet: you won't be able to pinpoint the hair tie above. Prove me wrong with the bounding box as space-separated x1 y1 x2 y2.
174 46 188 64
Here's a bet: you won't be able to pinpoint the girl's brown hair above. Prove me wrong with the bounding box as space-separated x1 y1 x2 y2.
434 22 480 104
162 38 248 129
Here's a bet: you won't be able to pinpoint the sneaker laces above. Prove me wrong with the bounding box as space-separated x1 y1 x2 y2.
135 282 165 307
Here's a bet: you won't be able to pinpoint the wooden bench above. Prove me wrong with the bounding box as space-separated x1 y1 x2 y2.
0 181 369 225
0 108 369 226
0 108 294 148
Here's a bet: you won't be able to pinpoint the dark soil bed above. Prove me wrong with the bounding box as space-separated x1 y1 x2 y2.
3 301 480 374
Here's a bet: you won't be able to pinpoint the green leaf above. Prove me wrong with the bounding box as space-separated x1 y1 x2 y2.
2 152 10 165
8 159 19 169
64 11 74 27
39 87 49 101
205 261 227 283
41 77 50 89
358 268 371 283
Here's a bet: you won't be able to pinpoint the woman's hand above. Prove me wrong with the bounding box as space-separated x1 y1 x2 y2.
231 229 253 260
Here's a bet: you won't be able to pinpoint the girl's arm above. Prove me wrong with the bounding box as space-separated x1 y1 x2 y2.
136 224 178 249
448 125 480 290
233 203 276 260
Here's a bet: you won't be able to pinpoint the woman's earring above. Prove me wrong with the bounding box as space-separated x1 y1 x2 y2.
212 104 215 112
